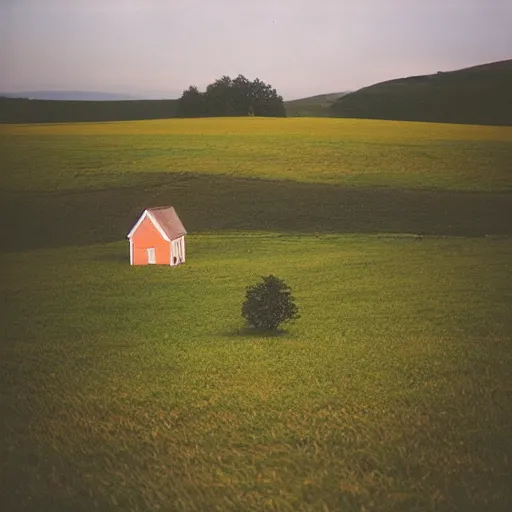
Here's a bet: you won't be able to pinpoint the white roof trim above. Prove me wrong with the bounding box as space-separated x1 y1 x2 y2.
127 210 149 239
126 209 171 242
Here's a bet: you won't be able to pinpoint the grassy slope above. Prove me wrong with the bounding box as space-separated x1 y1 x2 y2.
284 92 347 117
1 117 511 511
331 59 512 126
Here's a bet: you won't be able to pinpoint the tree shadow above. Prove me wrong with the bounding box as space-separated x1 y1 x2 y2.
222 325 289 338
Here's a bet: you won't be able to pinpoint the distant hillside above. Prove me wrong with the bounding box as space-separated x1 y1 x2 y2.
1 91 141 101
285 92 348 117
330 59 512 126
0 98 179 123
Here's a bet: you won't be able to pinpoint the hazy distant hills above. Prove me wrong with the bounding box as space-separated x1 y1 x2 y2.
1 91 142 101
284 92 349 117
330 59 512 126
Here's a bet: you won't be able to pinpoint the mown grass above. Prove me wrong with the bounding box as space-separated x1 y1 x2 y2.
1 234 511 511
1 117 511 192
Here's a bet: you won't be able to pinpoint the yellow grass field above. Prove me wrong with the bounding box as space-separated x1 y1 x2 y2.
1 117 511 192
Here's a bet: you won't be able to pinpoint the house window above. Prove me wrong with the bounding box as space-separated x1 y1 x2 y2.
147 248 156 264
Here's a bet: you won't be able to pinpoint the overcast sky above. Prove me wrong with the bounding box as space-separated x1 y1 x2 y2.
1 0 511 100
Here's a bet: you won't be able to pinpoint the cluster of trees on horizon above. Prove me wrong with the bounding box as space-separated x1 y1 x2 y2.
177 75 286 118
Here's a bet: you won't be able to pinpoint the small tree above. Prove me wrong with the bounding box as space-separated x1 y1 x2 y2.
242 275 299 331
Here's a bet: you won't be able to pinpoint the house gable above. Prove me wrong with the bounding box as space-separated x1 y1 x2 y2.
127 210 171 242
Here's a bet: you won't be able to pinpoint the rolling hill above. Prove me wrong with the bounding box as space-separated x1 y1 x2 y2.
284 92 348 117
0 97 179 123
330 59 512 126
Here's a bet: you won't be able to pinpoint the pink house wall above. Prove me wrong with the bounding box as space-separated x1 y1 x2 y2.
130 216 171 265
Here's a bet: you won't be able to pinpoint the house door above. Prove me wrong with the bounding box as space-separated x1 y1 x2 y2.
147 248 156 264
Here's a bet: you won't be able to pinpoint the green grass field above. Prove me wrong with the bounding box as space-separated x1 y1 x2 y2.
1 117 511 511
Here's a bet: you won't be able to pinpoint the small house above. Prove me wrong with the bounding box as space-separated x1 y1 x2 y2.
127 206 187 266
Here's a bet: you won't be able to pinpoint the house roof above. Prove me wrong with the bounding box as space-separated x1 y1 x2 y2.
127 206 187 241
